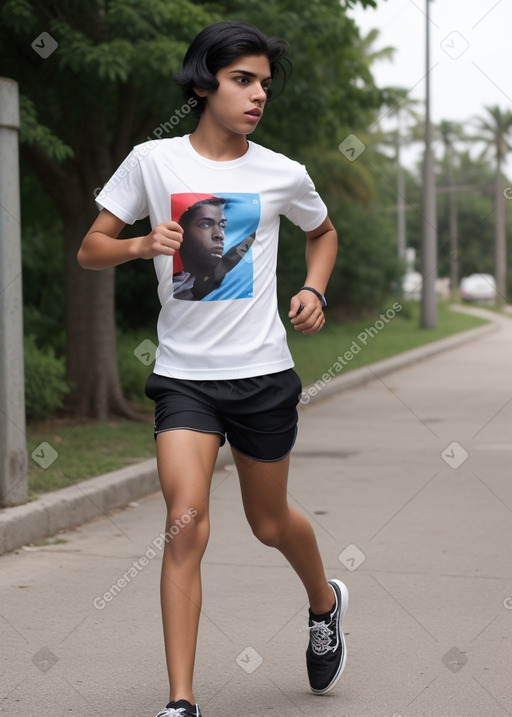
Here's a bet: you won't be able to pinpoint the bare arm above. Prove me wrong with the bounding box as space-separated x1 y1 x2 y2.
288 215 338 335
77 209 183 270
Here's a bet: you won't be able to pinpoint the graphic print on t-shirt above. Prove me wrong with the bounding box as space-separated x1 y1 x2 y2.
170 192 260 301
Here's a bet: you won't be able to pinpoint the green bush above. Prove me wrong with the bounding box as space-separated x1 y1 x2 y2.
24 335 71 422
117 330 157 407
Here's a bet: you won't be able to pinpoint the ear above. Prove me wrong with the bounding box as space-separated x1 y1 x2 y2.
193 87 208 98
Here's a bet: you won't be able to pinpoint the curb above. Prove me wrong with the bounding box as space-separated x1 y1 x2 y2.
298 319 498 407
0 314 498 556
0 460 159 556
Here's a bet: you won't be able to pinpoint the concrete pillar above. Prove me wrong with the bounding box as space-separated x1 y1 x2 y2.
420 0 438 329
0 77 28 506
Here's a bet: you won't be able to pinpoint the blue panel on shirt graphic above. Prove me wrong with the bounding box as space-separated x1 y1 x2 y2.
204 193 259 301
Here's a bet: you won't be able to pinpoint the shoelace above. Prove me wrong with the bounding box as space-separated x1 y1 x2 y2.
156 709 187 717
308 619 335 655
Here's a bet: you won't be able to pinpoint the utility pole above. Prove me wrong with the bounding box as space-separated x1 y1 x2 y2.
420 0 438 328
0 77 28 507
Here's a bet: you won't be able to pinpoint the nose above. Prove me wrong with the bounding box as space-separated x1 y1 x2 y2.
252 83 267 103
212 224 224 244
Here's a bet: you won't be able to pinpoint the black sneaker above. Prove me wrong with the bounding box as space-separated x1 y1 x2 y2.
306 579 349 694
155 700 202 717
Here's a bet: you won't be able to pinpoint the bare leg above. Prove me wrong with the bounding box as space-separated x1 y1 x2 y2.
232 449 334 614
156 430 220 704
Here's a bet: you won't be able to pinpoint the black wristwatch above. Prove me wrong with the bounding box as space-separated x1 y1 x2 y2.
299 285 327 309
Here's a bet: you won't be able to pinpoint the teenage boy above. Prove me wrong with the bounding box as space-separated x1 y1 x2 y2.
78 21 348 717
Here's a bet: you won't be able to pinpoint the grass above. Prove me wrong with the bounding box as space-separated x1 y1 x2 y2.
27 417 155 496
26 300 488 495
31 538 69 547
287 300 488 386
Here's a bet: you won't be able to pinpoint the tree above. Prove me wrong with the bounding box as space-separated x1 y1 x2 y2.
1 0 218 418
471 105 512 307
1 0 386 418
406 150 499 285
437 120 466 299
348 25 422 264
375 89 422 261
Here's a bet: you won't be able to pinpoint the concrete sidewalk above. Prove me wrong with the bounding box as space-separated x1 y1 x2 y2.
0 310 496 556
1 309 512 716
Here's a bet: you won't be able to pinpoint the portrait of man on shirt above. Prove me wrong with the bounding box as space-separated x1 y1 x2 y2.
171 193 257 301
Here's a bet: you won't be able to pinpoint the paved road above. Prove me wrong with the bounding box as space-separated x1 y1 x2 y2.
2 311 512 717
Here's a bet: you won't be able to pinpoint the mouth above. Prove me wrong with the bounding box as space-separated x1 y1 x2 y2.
245 108 262 120
211 248 224 257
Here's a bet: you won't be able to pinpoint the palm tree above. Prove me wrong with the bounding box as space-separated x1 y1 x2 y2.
384 91 422 261
303 30 396 211
472 105 512 307
356 28 395 68
438 120 466 300
355 30 413 261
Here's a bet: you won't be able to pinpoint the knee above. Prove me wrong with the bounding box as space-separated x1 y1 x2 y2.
250 517 286 548
164 507 209 558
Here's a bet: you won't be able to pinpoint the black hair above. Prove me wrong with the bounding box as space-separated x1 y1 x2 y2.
173 21 290 118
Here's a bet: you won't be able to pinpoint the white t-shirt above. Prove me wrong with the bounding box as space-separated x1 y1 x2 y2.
96 135 327 380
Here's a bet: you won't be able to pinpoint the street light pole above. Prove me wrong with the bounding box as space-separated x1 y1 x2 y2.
420 0 438 328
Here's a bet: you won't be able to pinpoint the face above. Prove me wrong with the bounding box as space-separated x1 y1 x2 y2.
180 203 227 274
196 55 272 136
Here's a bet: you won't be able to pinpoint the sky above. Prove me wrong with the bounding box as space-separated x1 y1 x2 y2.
348 0 511 155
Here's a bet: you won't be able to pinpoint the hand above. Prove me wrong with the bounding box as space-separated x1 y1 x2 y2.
138 221 183 259
288 290 326 334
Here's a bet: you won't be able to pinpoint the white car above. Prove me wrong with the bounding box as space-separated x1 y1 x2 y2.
459 273 496 303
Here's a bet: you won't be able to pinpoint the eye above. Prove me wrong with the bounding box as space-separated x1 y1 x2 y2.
262 83 271 95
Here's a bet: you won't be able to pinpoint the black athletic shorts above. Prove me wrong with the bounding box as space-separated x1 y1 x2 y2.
144 368 302 462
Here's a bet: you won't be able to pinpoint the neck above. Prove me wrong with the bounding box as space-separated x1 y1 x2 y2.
189 119 249 161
